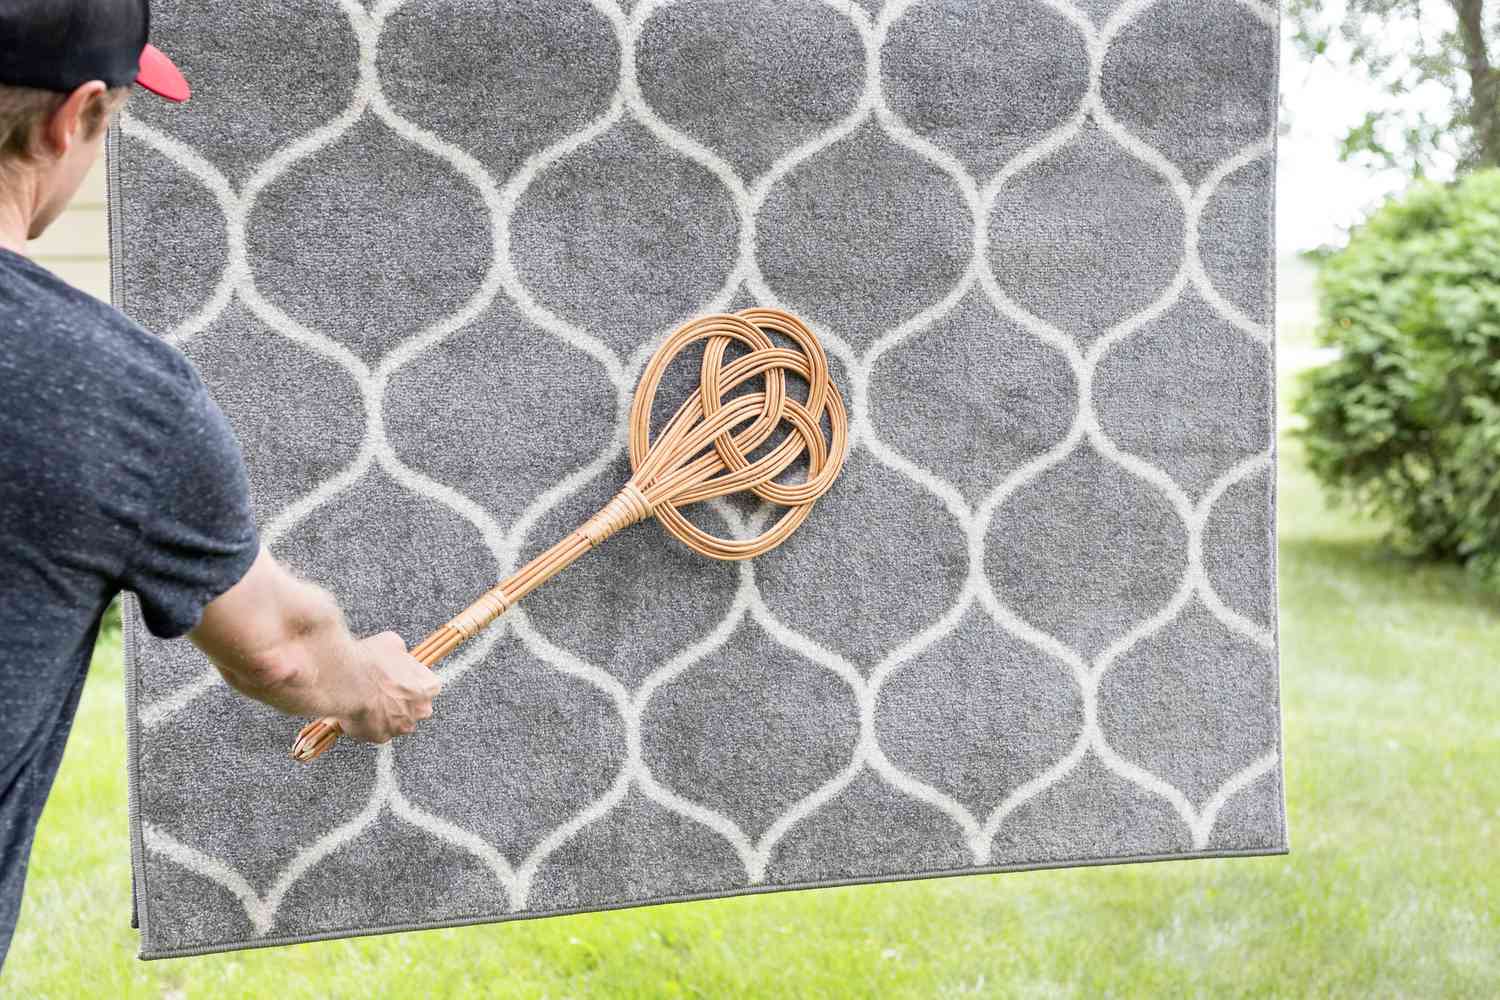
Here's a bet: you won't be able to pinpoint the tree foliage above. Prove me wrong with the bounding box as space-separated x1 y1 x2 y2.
1287 0 1499 175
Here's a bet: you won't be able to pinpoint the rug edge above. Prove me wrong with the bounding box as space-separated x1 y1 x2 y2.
118 595 152 958
1265 0 1293 857
136 844 1290 960
107 116 157 959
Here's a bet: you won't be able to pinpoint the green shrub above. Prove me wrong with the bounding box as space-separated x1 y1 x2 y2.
1295 170 1500 587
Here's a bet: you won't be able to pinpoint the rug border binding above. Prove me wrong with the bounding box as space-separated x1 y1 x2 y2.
138 843 1290 960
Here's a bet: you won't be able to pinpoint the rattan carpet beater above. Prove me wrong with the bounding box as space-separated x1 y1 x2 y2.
291 307 848 761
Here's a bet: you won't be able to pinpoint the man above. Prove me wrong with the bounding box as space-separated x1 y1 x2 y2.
0 0 441 966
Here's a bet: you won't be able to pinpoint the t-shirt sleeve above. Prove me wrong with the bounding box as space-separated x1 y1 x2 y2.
123 373 260 640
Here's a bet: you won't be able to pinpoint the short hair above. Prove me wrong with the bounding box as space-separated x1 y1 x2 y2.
0 83 130 164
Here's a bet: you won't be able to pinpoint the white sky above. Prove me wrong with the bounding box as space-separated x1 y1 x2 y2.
1276 2 1459 253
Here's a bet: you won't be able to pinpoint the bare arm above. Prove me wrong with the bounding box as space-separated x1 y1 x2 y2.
188 546 440 743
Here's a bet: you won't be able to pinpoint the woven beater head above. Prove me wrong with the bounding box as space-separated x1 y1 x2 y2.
605 307 849 559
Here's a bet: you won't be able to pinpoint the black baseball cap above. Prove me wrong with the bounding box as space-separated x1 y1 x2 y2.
0 0 190 103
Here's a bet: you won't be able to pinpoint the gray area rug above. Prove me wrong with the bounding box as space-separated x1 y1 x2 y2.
109 0 1286 958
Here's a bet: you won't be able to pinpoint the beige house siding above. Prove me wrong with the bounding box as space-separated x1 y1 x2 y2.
30 159 111 303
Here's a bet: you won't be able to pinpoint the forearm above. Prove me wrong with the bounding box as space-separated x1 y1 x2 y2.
191 546 440 744
214 590 371 719
190 547 372 719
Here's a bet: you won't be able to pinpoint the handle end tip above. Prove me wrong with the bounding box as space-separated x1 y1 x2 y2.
290 720 338 762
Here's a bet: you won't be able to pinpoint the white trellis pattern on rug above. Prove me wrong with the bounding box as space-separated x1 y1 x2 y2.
114 0 1283 955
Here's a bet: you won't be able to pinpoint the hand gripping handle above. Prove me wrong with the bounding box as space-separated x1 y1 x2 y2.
288 585 511 762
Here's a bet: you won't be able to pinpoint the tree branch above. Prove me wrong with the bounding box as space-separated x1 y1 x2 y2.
1451 0 1500 167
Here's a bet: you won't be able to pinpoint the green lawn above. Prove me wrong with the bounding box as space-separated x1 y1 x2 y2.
3 375 1497 997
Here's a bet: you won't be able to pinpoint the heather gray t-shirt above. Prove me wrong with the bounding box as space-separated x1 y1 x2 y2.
0 247 258 965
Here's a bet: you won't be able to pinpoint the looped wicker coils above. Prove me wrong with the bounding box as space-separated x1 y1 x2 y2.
627 307 847 561
291 307 847 761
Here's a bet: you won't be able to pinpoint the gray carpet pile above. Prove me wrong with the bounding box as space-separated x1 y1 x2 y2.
109 0 1286 958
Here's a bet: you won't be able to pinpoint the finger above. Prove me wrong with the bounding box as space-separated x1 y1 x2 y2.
337 719 369 744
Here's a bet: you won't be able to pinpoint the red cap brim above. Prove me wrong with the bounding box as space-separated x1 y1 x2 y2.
136 43 191 103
